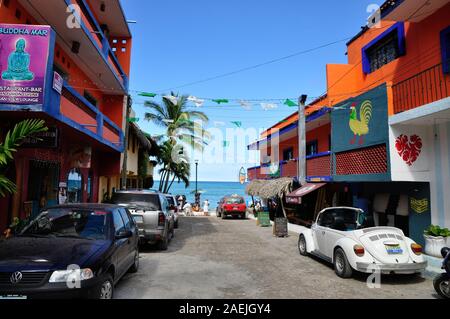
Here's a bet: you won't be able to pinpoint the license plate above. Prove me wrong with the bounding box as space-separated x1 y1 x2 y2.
133 216 144 223
233 207 239 210
386 245 403 254
0 295 27 300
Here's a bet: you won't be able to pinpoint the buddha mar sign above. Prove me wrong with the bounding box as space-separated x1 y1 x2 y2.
0 24 52 106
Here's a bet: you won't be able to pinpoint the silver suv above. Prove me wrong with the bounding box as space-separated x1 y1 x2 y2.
110 190 175 250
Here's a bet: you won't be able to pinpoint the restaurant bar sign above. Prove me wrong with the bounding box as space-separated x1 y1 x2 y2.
0 24 53 107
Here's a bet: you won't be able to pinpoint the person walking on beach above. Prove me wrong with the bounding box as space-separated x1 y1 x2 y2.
203 199 210 216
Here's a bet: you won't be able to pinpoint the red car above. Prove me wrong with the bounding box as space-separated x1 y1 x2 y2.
216 195 247 219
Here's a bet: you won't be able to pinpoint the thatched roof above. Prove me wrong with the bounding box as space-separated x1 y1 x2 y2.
130 122 154 154
246 178 294 199
246 180 265 196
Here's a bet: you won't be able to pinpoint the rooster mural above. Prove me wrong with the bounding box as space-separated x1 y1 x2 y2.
349 100 372 145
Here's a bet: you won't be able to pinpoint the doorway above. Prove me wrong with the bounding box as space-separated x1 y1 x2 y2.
27 160 60 217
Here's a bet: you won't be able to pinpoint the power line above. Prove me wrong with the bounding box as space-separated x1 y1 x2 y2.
148 36 354 93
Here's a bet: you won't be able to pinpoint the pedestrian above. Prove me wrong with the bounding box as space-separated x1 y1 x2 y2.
203 199 210 216
183 202 192 216
255 201 261 212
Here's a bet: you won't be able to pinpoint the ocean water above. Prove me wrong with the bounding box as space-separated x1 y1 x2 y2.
157 181 249 210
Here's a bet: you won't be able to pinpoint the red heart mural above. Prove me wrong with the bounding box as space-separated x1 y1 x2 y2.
395 134 423 166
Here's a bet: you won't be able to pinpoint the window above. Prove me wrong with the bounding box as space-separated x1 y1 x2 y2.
3 0 10 8
84 91 97 107
283 147 294 161
112 210 125 234
119 208 132 230
367 32 399 72
110 193 162 211
67 169 83 203
441 25 450 74
362 22 406 74
87 170 94 203
306 140 318 157
15 9 21 20
318 211 334 227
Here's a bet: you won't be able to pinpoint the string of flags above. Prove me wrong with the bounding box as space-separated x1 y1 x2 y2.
135 91 303 111
131 91 309 130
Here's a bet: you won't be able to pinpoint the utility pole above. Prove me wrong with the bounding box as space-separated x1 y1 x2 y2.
195 160 200 205
297 95 308 186
121 95 132 190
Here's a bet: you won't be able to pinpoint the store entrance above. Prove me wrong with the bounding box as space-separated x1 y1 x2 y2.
27 160 60 218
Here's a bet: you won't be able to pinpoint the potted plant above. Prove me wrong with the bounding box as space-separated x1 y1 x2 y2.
424 225 450 258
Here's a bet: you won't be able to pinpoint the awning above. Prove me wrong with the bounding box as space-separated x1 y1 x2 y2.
286 183 326 204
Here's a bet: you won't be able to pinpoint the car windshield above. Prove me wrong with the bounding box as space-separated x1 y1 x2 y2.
20 209 108 240
166 196 175 206
320 209 360 231
110 193 161 211
225 197 244 204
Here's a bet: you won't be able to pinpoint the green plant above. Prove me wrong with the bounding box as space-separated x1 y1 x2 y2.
424 225 450 238
0 119 47 196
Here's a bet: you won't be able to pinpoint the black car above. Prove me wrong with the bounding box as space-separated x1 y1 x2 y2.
0 204 139 299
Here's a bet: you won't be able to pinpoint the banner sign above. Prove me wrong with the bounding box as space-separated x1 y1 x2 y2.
331 84 388 153
0 24 52 106
22 126 58 148
53 71 63 94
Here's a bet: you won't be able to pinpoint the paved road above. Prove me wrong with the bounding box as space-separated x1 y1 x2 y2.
115 217 436 299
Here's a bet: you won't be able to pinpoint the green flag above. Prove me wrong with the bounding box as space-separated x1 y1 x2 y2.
284 99 298 107
212 99 229 105
223 141 230 147
127 117 140 123
138 92 157 98
231 121 242 128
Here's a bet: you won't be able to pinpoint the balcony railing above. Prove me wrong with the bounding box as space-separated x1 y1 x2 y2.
66 0 129 90
392 63 450 114
247 152 332 182
60 83 124 151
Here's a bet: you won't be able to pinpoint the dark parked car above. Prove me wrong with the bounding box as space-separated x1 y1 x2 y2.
0 204 139 299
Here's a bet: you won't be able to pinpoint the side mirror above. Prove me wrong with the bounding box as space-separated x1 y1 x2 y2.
116 230 132 240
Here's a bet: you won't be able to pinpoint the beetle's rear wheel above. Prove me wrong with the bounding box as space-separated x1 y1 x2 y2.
334 248 353 278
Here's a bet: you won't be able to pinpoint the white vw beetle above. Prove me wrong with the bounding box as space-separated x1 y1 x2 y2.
298 207 427 278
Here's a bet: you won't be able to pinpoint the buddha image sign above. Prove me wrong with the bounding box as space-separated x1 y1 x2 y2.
0 24 52 106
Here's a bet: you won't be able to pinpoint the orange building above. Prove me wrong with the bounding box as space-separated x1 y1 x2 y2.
247 0 450 244
0 0 132 230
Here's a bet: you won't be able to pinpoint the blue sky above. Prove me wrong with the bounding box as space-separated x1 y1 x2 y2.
122 0 384 182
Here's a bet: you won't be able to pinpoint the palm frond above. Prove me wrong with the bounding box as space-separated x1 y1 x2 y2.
0 175 16 196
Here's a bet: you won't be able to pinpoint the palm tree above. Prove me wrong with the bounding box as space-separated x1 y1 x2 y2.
144 93 209 192
0 119 48 196
156 140 190 194
144 93 210 151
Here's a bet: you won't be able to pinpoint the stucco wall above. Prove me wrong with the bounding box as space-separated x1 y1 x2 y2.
390 122 450 228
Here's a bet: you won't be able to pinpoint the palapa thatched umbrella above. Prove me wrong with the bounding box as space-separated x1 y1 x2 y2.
246 178 294 218
245 180 265 197
258 177 294 199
